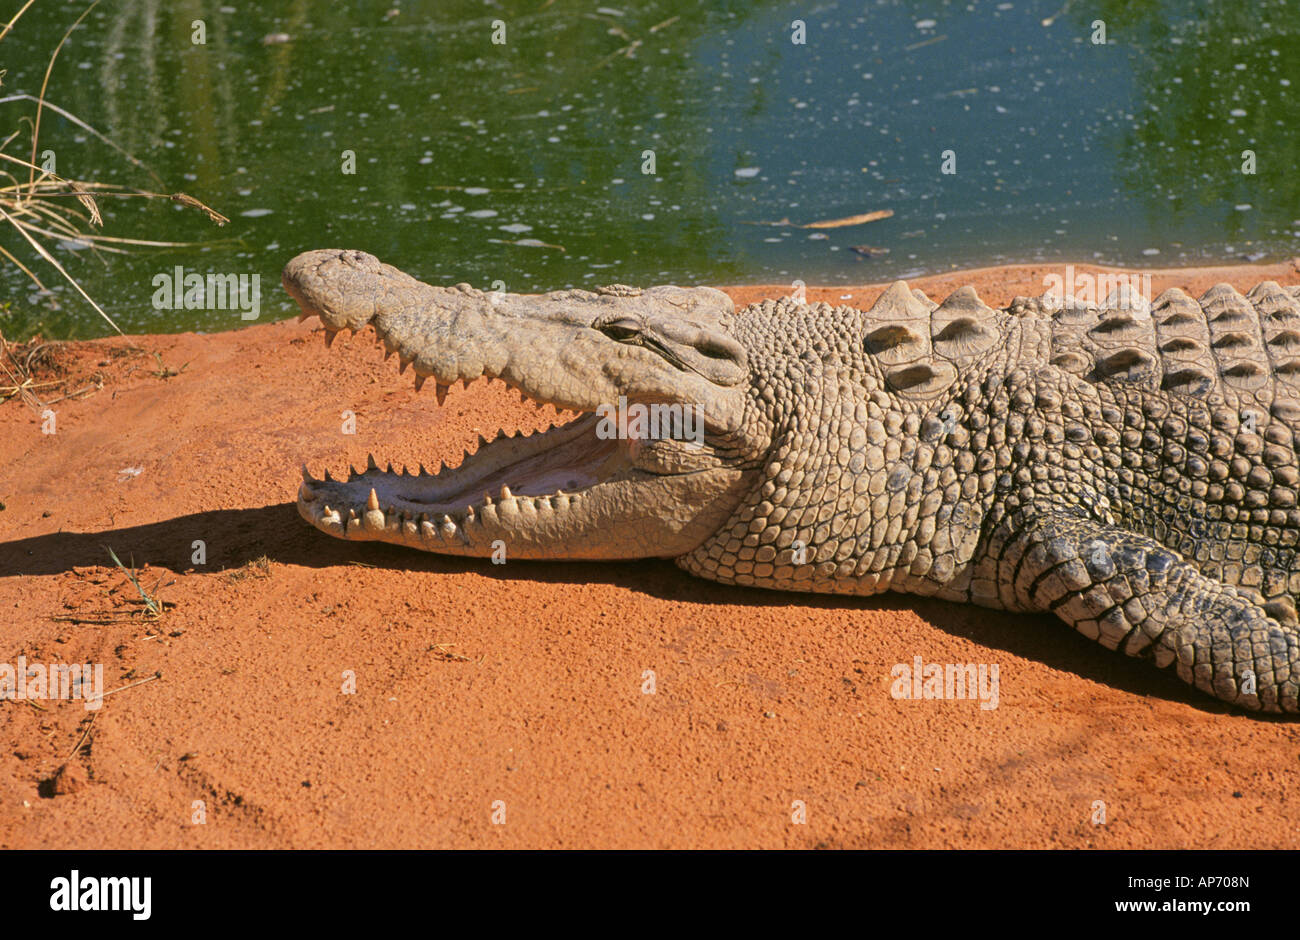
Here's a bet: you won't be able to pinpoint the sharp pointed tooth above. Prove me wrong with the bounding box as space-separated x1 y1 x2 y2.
419 463 428 476
367 488 380 512
323 331 337 348
435 384 449 406
399 355 412 375
414 374 427 392
500 485 512 499
324 469 336 482
347 508 358 520
301 464 317 483
367 454 379 471
386 462 395 474
482 492 493 505
461 378 471 390
477 434 488 449
465 506 476 522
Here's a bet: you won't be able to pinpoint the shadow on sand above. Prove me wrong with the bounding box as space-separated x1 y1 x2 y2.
3 501 1275 718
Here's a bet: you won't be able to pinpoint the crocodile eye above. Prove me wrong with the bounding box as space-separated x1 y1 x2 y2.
597 317 641 341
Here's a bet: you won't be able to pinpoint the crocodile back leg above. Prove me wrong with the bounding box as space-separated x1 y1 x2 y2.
984 504 1300 712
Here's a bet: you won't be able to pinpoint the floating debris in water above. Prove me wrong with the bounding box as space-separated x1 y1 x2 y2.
746 209 894 229
488 238 566 252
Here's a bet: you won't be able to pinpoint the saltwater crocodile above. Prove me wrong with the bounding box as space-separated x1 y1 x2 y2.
283 248 1300 714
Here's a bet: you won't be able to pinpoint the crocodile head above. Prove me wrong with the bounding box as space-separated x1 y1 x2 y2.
283 249 767 560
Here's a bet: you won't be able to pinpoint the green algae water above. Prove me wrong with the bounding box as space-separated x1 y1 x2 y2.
1 0 1296 339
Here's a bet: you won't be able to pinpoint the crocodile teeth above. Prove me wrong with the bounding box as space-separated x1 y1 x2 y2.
436 383 449 406
414 374 427 392
367 454 379 471
367 488 381 512
323 330 337 349
500 485 512 499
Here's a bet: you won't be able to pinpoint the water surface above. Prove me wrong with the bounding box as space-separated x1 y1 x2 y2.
1 0 1296 338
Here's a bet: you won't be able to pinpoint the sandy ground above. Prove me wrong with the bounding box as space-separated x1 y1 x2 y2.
3 260 1300 849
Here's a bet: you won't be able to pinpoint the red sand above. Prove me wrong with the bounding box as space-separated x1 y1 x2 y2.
3 260 1300 849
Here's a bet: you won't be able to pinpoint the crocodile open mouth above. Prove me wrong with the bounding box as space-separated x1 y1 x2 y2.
296 326 664 551
285 249 753 560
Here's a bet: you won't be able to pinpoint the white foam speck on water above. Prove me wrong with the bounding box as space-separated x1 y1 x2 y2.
466 209 498 218
1235 204 1252 211
240 208 272 218
463 187 490 195
734 167 760 178
915 19 937 28
500 223 533 233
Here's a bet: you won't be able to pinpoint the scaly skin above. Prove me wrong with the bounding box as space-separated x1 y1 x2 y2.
283 248 1300 713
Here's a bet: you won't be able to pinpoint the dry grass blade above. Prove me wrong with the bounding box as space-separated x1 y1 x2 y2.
170 192 230 226
27 0 102 193
0 94 163 185
0 240 46 289
0 0 36 44
72 182 100 226
0 204 123 335
0 5 228 338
